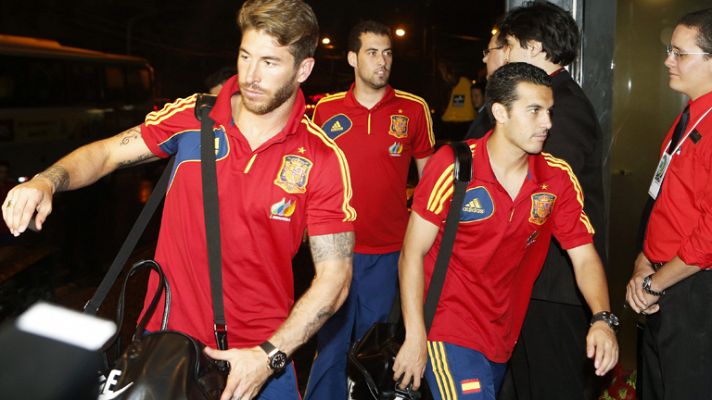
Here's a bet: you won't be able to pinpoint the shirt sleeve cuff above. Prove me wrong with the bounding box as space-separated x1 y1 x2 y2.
678 242 712 269
558 234 593 251
307 221 354 237
140 124 170 158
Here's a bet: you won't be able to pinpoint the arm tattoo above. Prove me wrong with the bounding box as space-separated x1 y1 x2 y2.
309 231 354 263
301 306 335 343
119 127 142 146
38 165 69 192
117 153 153 169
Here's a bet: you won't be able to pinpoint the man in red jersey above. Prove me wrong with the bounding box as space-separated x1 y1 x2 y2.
2 1 355 399
626 8 712 399
392 63 617 400
305 20 434 399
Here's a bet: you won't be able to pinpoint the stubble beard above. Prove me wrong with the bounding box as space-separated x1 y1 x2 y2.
241 75 298 115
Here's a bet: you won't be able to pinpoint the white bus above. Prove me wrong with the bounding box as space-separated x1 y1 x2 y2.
0 35 155 177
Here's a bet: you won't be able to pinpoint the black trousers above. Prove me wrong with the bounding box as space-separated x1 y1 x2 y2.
497 300 602 400
639 271 712 400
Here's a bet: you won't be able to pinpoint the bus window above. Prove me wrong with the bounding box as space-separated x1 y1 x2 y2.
104 65 127 102
126 66 152 101
66 62 102 104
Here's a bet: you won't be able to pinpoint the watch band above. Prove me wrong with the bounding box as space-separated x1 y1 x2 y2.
590 311 620 333
259 340 278 357
642 274 666 296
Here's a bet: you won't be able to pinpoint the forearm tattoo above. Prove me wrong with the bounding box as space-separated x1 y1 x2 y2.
301 306 335 343
117 153 153 169
309 231 354 263
119 127 142 146
38 165 69 192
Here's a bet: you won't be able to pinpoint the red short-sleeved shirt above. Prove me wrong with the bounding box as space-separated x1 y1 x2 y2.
412 135 594 362
139 76 355 347
644 90 712 268
313 85 434 253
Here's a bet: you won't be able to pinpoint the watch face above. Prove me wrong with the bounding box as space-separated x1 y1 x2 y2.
270 351 288 370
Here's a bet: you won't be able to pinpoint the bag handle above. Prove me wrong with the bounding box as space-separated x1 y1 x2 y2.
84 156 175 316
196 94 229 351
101 259 171 351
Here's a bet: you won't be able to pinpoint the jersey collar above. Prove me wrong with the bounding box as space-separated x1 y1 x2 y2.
211 75 307 142
344 83 395 110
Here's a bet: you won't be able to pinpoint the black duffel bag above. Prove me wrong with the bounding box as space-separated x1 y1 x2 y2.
97 260 227 400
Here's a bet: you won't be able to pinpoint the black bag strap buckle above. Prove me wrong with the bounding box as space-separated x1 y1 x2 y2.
213 323 228 351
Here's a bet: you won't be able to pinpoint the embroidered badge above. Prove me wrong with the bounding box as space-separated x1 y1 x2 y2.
274 155 313 194
270 198 296 222
460 187 495 222
461 379 481 394
529 192 556 225
388 142 403 157
388 115 409 138
321 114 352 140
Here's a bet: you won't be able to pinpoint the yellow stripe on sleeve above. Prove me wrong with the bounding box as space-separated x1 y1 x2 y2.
145 94 198 126
395 90 436 147
542 153 595 234
303 118 357 222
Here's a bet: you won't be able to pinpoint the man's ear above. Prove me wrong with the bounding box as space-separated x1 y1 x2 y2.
528 40 544 58
347 51 357 68
492 102 509 124
296 57 315 84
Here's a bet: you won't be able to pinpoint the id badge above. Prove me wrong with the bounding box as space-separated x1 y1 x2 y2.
648 152 671 199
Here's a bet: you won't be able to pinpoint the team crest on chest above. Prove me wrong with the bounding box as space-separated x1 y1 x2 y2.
388 115 409 138
460 186 495 222
529 192 556 225
274 155 313 194
321 114 352 140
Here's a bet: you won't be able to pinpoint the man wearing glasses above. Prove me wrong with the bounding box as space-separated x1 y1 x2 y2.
470 3 614 399
625 8 712 399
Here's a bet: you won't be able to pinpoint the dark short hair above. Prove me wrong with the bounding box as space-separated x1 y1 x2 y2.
237 0 319 64
499 1 579 66
678 8 712 55
347 20 391 53
485 62 551 111
204 66 236 90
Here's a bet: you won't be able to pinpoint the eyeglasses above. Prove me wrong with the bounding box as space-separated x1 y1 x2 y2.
666 45 710 59
483 45 505 57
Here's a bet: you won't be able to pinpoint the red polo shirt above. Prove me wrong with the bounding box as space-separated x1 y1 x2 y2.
313 84 434 253
644 90 712 268
412 134 593 362
139 76 355 347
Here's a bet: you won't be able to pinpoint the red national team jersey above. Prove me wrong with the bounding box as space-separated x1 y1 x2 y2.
412 135 593 362
313 85 434 253
139 76 355 347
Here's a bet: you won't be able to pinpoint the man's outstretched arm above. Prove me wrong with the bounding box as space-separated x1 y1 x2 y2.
2 125 156 236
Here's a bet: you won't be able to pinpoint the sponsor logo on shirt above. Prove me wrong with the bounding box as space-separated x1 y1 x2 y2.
460 186 494 222
529 192 556 225
388 115 409 138
274 155 313 194
388 142 403 157
461 378 481 394
270 198 297 222
321 114 352 140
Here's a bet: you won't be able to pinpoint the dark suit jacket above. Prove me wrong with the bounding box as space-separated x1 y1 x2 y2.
467 70 607 305
534 70 607 305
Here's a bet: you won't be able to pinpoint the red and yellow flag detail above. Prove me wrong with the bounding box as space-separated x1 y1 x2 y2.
461 379 481 394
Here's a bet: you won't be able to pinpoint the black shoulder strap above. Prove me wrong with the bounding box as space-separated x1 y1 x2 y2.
422 141 472 332
196 94 228 351
84 156 175 315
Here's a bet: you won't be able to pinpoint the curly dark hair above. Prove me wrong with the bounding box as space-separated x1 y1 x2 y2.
498 1 579 66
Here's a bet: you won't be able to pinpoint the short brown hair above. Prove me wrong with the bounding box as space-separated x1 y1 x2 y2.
237 0 319 64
